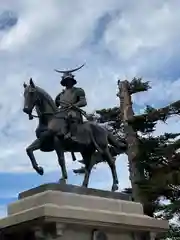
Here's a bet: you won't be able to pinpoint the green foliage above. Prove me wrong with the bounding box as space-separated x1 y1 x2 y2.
75 77 180 238
96 107 123 135
98 78 180 238
96 107 120 123
129 77 151 94
130 100 180 131
162 224 180 240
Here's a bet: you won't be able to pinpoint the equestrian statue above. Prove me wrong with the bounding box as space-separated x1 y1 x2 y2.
23 64 127 191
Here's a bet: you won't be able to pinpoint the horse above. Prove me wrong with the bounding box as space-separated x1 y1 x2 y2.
73 144 127 174
23 78 127 191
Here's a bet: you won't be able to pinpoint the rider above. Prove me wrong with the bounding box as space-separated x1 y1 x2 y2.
54 65 87 141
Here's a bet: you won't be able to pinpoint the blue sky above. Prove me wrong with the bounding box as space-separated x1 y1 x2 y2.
0 0 180 218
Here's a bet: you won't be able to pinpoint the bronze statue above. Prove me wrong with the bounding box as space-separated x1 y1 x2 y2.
54 64 86 142
23 66 126 191
73 144 126 175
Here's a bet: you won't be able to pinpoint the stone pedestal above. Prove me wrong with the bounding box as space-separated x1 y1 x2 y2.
0 183 168 239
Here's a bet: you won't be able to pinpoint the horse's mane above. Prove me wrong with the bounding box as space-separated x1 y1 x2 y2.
36 86 57 111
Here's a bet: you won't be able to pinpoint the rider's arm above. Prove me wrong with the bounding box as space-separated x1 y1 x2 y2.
74 88 87 108
55 93 61 107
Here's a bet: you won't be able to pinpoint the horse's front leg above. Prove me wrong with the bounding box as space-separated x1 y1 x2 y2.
54 136 68 183
26 139 44 175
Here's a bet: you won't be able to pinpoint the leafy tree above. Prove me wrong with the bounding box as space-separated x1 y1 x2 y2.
73 78 180 238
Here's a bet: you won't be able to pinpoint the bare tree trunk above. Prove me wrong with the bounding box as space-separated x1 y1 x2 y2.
118 80 142 202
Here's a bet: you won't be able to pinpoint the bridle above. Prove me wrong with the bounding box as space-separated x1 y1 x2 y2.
27 97 89 120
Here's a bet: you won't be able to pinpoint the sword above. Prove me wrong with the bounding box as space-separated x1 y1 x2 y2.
58 100 90 120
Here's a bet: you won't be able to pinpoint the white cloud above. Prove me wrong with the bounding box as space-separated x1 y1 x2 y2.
0 0 179 181
0 0 120 54
153 116 180 136
132 78 180 109
103 1 180 61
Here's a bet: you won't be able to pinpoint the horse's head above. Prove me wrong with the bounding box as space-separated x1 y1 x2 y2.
23 78 57 120
23 78 39 115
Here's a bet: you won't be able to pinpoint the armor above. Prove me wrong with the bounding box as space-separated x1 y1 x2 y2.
54 64 87 141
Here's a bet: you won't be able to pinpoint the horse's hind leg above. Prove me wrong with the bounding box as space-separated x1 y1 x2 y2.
81 151 93 188
103 147 119 192
54 136 68 183
26 139 44 175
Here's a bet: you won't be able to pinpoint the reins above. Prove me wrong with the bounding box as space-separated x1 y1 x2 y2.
28 99 90 120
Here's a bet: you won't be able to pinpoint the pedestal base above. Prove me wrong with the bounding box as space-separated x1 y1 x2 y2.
0 184 168 239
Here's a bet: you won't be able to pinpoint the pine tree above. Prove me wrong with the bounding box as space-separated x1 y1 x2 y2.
73 78 180 238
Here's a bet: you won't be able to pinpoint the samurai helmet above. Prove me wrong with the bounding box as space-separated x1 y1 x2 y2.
54 63 85 86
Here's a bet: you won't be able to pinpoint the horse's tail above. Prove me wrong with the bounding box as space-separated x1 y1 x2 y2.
89 124 127 155
107 132 127 152
89 125 104 154
91 132 104 154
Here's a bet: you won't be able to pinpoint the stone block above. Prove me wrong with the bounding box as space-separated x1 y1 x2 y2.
0 184 169 240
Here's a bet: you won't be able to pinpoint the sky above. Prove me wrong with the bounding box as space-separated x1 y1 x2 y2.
0 0 180 218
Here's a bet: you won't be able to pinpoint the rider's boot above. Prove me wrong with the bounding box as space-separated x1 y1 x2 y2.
64 120 78 142
71 120 79 142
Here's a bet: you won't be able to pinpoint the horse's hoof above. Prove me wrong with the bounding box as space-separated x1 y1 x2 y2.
111 184 118 192
36 166 44 175
59 178 66 184
82 183 88 188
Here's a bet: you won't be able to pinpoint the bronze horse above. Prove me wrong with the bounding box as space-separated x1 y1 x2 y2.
23 79 126 191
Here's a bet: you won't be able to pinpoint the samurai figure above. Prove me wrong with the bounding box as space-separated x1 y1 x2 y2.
54 64 87 142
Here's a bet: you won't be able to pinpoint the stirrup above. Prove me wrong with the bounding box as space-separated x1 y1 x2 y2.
71 136 78 142
64 133 71 139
